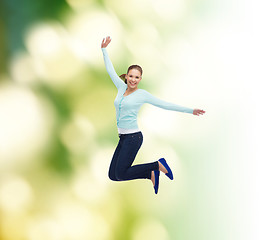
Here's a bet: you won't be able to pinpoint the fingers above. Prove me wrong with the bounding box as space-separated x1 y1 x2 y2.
101 38 105 47
106 36 111 45
193 109 206 116
198 110 205 114
101 36 111 48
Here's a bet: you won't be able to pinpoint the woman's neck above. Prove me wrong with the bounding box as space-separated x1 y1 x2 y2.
126 87 138 93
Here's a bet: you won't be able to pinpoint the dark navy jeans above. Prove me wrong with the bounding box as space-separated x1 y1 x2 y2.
108 131 159 181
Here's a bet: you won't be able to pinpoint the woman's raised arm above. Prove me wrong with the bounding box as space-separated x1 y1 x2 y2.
101 36 126 90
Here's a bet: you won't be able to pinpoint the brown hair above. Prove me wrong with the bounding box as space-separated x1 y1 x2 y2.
120 65 143 84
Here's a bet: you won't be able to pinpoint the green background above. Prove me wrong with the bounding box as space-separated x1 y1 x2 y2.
0 0 258 239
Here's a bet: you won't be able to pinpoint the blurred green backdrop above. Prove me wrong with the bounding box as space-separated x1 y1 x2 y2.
0 0 258 239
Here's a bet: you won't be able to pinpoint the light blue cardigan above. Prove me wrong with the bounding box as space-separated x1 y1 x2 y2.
102 48 193 130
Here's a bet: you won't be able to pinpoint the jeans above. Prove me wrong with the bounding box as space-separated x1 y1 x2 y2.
108 131 159 181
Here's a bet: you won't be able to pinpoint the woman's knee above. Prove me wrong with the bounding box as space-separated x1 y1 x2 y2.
108 171 119 181
115 170 126 181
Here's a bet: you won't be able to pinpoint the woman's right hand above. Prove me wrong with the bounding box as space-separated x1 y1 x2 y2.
101 36 111 48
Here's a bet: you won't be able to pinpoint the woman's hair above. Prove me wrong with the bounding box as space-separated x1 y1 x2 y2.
120 65 143 84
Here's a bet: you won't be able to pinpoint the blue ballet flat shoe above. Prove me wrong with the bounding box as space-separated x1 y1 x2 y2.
158 158 173 180
154 170 160 194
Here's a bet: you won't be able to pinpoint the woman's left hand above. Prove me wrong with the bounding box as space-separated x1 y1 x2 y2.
193 109 206 116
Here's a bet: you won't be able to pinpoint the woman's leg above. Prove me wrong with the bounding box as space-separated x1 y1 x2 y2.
108 138 123 181
115 132 159 181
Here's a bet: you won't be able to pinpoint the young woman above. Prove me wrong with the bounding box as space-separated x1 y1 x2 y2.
101 36 205 194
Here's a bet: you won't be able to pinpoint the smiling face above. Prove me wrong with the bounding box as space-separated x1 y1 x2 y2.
125 68 142 90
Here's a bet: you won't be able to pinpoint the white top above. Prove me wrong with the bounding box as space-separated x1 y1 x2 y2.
118 128 140 134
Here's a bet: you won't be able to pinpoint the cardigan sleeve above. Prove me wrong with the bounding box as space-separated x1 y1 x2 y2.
101 48 126 90
143 90 193 114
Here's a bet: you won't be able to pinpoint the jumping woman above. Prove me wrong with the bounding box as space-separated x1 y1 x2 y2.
101 36 205 194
